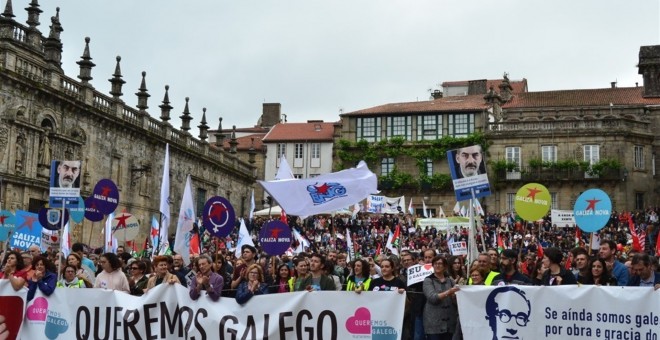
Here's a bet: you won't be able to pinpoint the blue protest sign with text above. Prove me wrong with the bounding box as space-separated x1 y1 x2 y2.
259 221 293 256
203 196 235 238
84 196 105 222
0 210 16 241
573 189 612 232
10 210 42 250
92 179 119 215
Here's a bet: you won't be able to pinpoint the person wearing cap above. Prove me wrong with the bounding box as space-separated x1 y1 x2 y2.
541 247 577 285
231 244 257 289
492 249 531 286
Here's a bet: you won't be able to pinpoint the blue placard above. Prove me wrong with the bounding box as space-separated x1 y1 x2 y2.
10 210 42 251
202 196 236 238
573 189 612 232
447 145 491 201
0 210 16 242
259 221 293 256
48 160 83 208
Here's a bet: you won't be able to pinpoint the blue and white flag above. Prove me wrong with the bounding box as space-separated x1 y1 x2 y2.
158 144 171 255
105 212 114 253
249 189 255 220
258 161 377 217
234 218 255 259
150 215 159 257
292 228 309 254
174 175 195 265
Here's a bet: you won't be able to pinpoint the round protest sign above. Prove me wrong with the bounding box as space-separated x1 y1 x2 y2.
68 196 85 223
573 188 611 232
111 212 139 241
202 196 235 238
259 220 293 256
38 207 69 231
92 179 119 215
0 210 16 241
84 196 104 222
514 183 551 221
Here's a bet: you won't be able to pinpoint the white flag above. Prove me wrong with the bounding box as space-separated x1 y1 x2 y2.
408 197 414 215
346 229 355 262
351 202 360 219
422 200 428 218
174 175 195 265
275 157 294 180
158 143 171 254
473 199 485 216
105 212 115 253
438 206 446 218
234 218 255 259
460 204 467 217
453 201 461 215
292 228 309 254
259 161 377 217
61 222 71 258
249 189 255 220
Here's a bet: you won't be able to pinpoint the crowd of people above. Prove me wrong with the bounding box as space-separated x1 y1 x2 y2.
1 208 660 339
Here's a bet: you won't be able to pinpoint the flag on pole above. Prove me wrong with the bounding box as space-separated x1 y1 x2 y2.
189 223 201 258
61 222 71 258
234 218 255 259
453 201 461 216
438 205 446 218
628 216 642 253
497 232 504 254
105 212 115 253
385 225 400 255
473 199 485 216
422 200 428 218
280 209 288 224
292 228 309 254
259 161 377 217
575 228 582 248
158 143 171 255
249 189 255 220
460 205 467 217
408 197 414 216
655 230 660 256
352 202 360 219
174 175 195 265
275 157 295 180
150 215 159 257
346 229 355 262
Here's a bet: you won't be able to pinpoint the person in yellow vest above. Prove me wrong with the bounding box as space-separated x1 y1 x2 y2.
468 253 499 285
346 259 372 292
57 265 88 288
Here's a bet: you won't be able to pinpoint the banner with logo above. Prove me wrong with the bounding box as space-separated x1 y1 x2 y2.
551 209 576 228
457 285 660 340
366 195 406 214
449 241 467 256
12 282 405 340
407 263 433 286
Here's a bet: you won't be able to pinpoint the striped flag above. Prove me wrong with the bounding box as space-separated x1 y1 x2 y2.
158 143 171 255
174 175 195 265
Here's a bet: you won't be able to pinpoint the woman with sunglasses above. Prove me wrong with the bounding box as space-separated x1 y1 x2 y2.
128 260 149 296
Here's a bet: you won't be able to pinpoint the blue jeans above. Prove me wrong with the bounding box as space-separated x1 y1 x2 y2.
414 315 425 340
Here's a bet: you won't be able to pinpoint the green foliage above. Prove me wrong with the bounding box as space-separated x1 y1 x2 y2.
584 158 623 176
420 173 452 190
491 159 518 172
379 167 415 189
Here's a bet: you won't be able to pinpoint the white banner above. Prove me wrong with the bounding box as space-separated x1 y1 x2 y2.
5 281 405 339
458 285 660 340
407 263 434 286
366 195 405 214
551 209 576 228
449 241 467 256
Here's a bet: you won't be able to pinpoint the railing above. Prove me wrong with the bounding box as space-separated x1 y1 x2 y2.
493 167 622 182
92 93 112 113
12 25 27 43
15 57 49 84
122 107 140 125
60 76 81 99
488 119 649 133
146 117 165 137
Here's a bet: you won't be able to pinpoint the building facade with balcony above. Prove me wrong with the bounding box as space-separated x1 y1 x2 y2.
0 2 256 247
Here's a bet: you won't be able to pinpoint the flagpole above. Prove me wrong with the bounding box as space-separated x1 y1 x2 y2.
157 211 163 255
58 199 66 282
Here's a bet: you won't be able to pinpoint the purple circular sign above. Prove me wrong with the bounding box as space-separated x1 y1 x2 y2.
38 207 70 231
259 221 292 256
202 196 236 238
92 179 120 215
84 196 104 222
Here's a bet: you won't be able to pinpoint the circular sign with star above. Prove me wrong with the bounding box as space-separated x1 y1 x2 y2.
111 212 139 241
259 220 292 255
514 183 551 221
92 179 120 215
84 196 105 222
573 188 611 232
203 196 236 238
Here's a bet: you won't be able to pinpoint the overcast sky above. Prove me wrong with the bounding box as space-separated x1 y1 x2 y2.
25 1 660 132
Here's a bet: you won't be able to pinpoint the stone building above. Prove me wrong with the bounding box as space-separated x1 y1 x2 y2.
340 48 660 214
0 1 256 247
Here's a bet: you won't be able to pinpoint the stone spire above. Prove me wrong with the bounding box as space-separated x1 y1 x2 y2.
135 71 150 113
43 7 63 68
25 0 41 28
108 56 125 99
248 137 257 164
214 117 225 147
229 126 238 154
498 72 513 102
180 97 192 132
76 37 95 85
2 0 14 19
198 108 209 142
159 85 172 123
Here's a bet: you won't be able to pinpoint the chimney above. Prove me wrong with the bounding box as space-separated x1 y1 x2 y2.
467 79 488 95
611 81 616 89
260 103 281 128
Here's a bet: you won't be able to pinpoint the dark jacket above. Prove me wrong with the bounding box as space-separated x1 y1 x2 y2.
27 271 57 301
628 272 660 286
491 270 532 286
294 274 336 291
541 267 577 285
235 281 269 304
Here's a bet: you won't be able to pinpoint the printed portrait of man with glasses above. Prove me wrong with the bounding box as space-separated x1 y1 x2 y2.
484 286 531 340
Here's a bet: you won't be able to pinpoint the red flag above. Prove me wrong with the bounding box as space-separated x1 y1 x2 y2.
575 228 582 248
375 242 381 256
280 209 288 224
497 233 504 253
564 252 573 270
628 216 642 253
537 244 544 259
190 233 200 256
656 231 660 256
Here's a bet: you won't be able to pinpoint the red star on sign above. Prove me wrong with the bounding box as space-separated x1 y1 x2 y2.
207 203 227 221
585 198 601 211
270 227 282 239
19 215 37 231
151 225 159 237
316 183 330 194
115 214 131 230
0 214 8 226
101 186 112 196
526 187 542 201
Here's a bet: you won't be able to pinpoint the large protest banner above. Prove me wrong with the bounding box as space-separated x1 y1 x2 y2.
4 281 405 339
458 285 660 340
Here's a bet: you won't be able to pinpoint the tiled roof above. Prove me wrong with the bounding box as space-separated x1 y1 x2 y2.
441 78 528 94
209 126 270 134
503 87 660 108
262 122 335 142
221 133 265 151
342 95 489 116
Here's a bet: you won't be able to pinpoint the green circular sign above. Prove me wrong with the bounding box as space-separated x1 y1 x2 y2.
514 183 551 221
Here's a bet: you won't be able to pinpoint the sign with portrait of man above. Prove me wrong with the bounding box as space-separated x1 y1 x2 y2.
447 145 491 201
48 160 82 208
